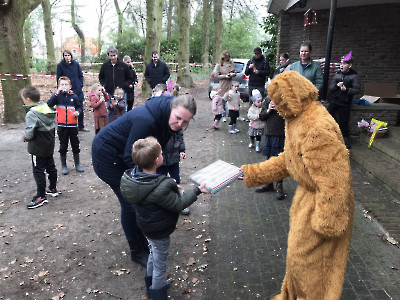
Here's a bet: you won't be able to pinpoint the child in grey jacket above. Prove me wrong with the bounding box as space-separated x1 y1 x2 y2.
21 86 59 209
120 136 208 300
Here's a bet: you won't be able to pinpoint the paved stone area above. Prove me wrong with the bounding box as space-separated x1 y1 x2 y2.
205 119 400 299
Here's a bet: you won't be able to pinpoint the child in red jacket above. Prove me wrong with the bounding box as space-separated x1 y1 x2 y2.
89 83 109 134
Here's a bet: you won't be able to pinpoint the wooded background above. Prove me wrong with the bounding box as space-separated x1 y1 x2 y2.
0 0 276 123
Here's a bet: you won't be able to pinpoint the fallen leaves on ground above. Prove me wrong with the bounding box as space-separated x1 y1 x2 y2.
187 257 196 266
112 268 130 276
377 232 399 247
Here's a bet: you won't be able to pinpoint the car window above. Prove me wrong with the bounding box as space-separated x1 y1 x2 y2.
234 62 244 73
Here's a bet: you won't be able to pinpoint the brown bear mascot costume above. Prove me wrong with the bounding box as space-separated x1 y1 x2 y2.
242 71 354 300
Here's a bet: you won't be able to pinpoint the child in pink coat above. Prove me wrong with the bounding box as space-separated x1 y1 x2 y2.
89 83 109 134
211 85 224 129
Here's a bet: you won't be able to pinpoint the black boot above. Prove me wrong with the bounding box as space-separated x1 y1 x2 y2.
144 275 152 297
60 154 68 175
276 182 285 200
145 275 171 296
255 184 273 193
128 241 149 267
73 153 84 172
148 285 168 300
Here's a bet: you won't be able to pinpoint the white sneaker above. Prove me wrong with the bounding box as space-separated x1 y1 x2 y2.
222 117 227 122
237 116 245 121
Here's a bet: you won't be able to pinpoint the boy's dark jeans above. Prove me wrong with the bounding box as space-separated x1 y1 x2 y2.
57 127 80 154
31 155 57 197
327 102 351 138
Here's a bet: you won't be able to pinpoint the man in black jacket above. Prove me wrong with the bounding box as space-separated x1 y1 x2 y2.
99 47 133 98
122 55 138 111
144 51 171 90
245 47 270 106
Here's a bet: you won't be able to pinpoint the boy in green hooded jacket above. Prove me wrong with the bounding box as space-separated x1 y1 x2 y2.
21 85 59 209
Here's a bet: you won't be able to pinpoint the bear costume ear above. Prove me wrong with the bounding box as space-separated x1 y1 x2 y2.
268 71 318 119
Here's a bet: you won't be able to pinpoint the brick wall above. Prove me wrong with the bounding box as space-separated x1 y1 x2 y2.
277 4 400 95
324 103 400 138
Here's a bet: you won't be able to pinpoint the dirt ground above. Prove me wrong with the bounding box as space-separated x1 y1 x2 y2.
0 76 220 299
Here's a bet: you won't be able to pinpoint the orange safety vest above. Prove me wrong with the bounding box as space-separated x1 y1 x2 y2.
55 105 78 126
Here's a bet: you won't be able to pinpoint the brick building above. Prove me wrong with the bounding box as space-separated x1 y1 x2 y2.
62 37 99 61
268 0 400 95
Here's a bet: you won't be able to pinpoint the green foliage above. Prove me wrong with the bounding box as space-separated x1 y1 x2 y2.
189 10 204 63
222 13 260 58
107 24 145 63
160 38 179 62
260 14 279 76
32 58 51 73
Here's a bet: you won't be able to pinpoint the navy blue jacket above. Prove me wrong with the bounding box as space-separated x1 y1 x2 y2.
144 59 171 89
99 60 133 95
91 96 175 186
56 60 84 101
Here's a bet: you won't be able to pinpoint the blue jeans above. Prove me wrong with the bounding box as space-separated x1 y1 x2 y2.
157 163 180 184
146 236 170 289
221 100 226 118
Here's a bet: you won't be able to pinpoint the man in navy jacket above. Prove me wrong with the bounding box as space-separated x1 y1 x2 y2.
57 50 87 131
144 51 171 90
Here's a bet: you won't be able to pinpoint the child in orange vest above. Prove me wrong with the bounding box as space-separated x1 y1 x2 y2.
47 76 83 175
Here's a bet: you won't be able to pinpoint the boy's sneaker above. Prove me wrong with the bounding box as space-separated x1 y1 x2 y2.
27 196 48 209
222 117 227 122
180 208 190 215
46 188 60 197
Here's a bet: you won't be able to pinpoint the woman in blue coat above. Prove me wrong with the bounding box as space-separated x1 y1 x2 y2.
91 94 197 266
57 50 88 131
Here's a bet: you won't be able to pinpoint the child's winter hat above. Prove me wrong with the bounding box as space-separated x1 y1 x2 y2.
252 89 262 100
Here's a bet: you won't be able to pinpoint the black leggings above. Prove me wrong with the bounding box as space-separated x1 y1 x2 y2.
229 110 239 125
250 135 262 141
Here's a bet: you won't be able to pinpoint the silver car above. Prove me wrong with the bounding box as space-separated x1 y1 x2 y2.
208 58 250 101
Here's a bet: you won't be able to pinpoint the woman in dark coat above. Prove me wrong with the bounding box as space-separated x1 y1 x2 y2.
91 94 197 266
56 50 87 131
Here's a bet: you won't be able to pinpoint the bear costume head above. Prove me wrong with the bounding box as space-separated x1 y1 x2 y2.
268 71 318 119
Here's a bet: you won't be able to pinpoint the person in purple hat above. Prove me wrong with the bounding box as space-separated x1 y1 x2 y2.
327 51 360 149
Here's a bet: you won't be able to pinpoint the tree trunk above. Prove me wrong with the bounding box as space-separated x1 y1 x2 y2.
212 0 223 64
142 0 163 97
42 0 56 74
114 0 123 47
23 16 34 69
0 0 42 123
201 0 211 66
177 0 193 88
166 0 173 41
96 0 110 55
71 0 86 63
